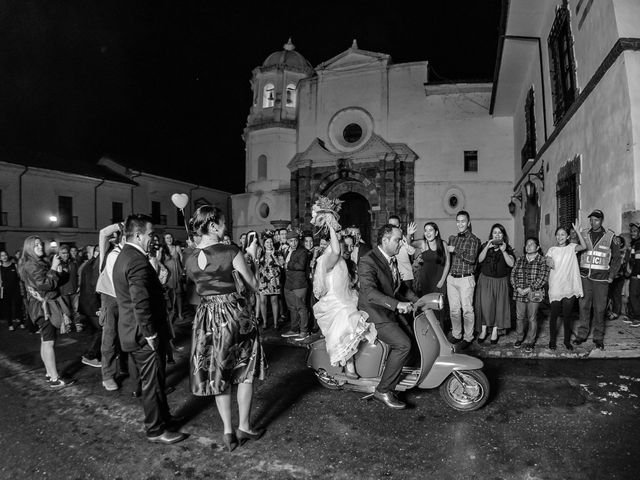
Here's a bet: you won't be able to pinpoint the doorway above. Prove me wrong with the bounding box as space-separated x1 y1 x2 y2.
338 192 371 245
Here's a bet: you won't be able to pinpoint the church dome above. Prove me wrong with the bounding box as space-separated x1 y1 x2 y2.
262 39 313 73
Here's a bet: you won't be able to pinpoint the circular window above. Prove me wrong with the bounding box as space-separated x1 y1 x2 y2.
343 123 363 143
258 203 270 219
443 187 465 216
327 108 374 153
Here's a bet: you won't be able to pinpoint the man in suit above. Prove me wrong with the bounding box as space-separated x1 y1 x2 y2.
350 227 371 265
358 224 419 409
281 231 311 341
112 214 186 445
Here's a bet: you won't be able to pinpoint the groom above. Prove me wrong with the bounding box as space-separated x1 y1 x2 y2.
358 224 418 409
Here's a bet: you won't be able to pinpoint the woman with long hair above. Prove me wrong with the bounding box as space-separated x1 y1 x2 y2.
545 224 586 350
184 206 266 452
475 223 515 344
414 222 450 328
18 236 76 389
256 234 282 329
163 233 184 322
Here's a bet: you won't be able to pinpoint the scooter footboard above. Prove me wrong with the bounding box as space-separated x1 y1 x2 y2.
418 354 484 389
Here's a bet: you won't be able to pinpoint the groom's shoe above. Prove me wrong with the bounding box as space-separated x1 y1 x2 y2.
147 431 187 445
373 390 406 410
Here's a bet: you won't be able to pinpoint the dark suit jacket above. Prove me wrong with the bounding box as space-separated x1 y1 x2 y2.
353 242 371 265
113 244 169 352
284 246 310 290
357 246 418 325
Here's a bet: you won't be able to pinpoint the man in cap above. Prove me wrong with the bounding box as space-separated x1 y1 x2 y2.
281 231 311 341
574 210 622 349
625 222 640 327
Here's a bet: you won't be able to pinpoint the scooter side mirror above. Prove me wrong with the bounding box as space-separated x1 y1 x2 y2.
414 293 444 313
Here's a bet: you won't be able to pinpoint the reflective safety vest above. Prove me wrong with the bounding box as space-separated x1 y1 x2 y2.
580 229 614 273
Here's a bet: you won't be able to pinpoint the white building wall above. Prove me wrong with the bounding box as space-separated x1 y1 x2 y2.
0 161 230 252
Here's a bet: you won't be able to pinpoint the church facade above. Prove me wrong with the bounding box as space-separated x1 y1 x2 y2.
232 40 514 244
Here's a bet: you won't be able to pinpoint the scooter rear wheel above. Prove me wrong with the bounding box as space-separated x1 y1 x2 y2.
439 370 489 411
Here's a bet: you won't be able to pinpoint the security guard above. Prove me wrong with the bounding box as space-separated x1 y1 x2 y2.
574 209 621 349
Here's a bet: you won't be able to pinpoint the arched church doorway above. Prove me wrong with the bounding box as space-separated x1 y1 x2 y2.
338 192 371 245
523 191 540 241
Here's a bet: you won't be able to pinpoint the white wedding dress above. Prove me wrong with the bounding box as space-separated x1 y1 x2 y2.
313 246 377 366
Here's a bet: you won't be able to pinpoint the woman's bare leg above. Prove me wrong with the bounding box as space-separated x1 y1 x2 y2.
214 390 233 434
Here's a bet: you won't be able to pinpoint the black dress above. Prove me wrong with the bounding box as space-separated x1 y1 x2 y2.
185 244 267 396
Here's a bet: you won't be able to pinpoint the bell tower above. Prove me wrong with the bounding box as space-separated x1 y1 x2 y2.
243 39 314 194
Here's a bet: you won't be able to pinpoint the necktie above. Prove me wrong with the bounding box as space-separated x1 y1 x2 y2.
390 256 399 290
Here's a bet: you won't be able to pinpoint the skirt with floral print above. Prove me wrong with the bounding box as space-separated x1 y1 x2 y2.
190 292 267 396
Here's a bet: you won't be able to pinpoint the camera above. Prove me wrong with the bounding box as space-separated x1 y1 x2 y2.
491 240 504 246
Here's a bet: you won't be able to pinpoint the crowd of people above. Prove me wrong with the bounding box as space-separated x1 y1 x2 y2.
1 200 638 437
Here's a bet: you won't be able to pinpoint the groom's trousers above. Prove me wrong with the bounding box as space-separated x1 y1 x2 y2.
375 321 411 393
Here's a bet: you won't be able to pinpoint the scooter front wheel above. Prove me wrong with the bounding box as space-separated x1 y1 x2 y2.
439 370 489 411
314 369 343 390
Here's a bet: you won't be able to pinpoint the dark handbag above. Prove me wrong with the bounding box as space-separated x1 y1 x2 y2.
528 289 544 303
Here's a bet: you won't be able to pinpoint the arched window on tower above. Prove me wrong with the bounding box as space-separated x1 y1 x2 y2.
263 83 275 108
258 154 267 179
285 83 297 107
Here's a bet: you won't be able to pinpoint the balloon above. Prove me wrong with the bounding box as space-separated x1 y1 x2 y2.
171 193 189 210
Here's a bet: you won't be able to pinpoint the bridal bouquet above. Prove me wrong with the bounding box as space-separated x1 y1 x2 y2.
311 196 343 232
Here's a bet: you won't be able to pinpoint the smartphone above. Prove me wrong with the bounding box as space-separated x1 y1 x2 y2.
247 231 256 244
492 240 504 246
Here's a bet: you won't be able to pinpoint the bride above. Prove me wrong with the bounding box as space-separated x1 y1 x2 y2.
311 198 376 378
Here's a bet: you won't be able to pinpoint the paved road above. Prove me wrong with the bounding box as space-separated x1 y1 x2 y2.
0 340 639 479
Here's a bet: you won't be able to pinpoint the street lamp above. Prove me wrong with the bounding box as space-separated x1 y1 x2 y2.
524 163 545 198
49 215 58 223
508 193 522 215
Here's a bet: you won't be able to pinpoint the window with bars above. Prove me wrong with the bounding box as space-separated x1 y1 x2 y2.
112 202 123 223
151 201 161 225
557 174 578 230
464 151 478 172
521 87 537 166
548 5 577 124
58 196 74 228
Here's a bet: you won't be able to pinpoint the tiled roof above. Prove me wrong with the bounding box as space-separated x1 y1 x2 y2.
0 147 137 185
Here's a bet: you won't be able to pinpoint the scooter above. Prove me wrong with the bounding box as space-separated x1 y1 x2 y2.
306 293 490 411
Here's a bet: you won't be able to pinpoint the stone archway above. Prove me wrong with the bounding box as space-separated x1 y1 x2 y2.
322 179 378 245
337 192 371 245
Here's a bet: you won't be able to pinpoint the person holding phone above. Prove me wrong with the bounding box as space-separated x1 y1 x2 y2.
475 224 515 344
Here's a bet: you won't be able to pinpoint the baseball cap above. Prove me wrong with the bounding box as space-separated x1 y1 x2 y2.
630 222 640 230
286 230 299 240
588 209 604 220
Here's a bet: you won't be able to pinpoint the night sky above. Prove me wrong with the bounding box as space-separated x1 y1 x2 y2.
0 0 502 193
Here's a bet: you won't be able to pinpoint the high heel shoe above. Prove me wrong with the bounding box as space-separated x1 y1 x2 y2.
477 334 487 344
222 432 238 453
490 336 499 345
236 428 265 445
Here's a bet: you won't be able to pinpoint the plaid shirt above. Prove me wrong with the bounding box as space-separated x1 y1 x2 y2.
448 230 480 276
510 253 550 302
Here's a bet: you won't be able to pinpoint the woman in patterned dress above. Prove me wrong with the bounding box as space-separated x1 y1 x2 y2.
256 235 282 329
184 206 267 452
